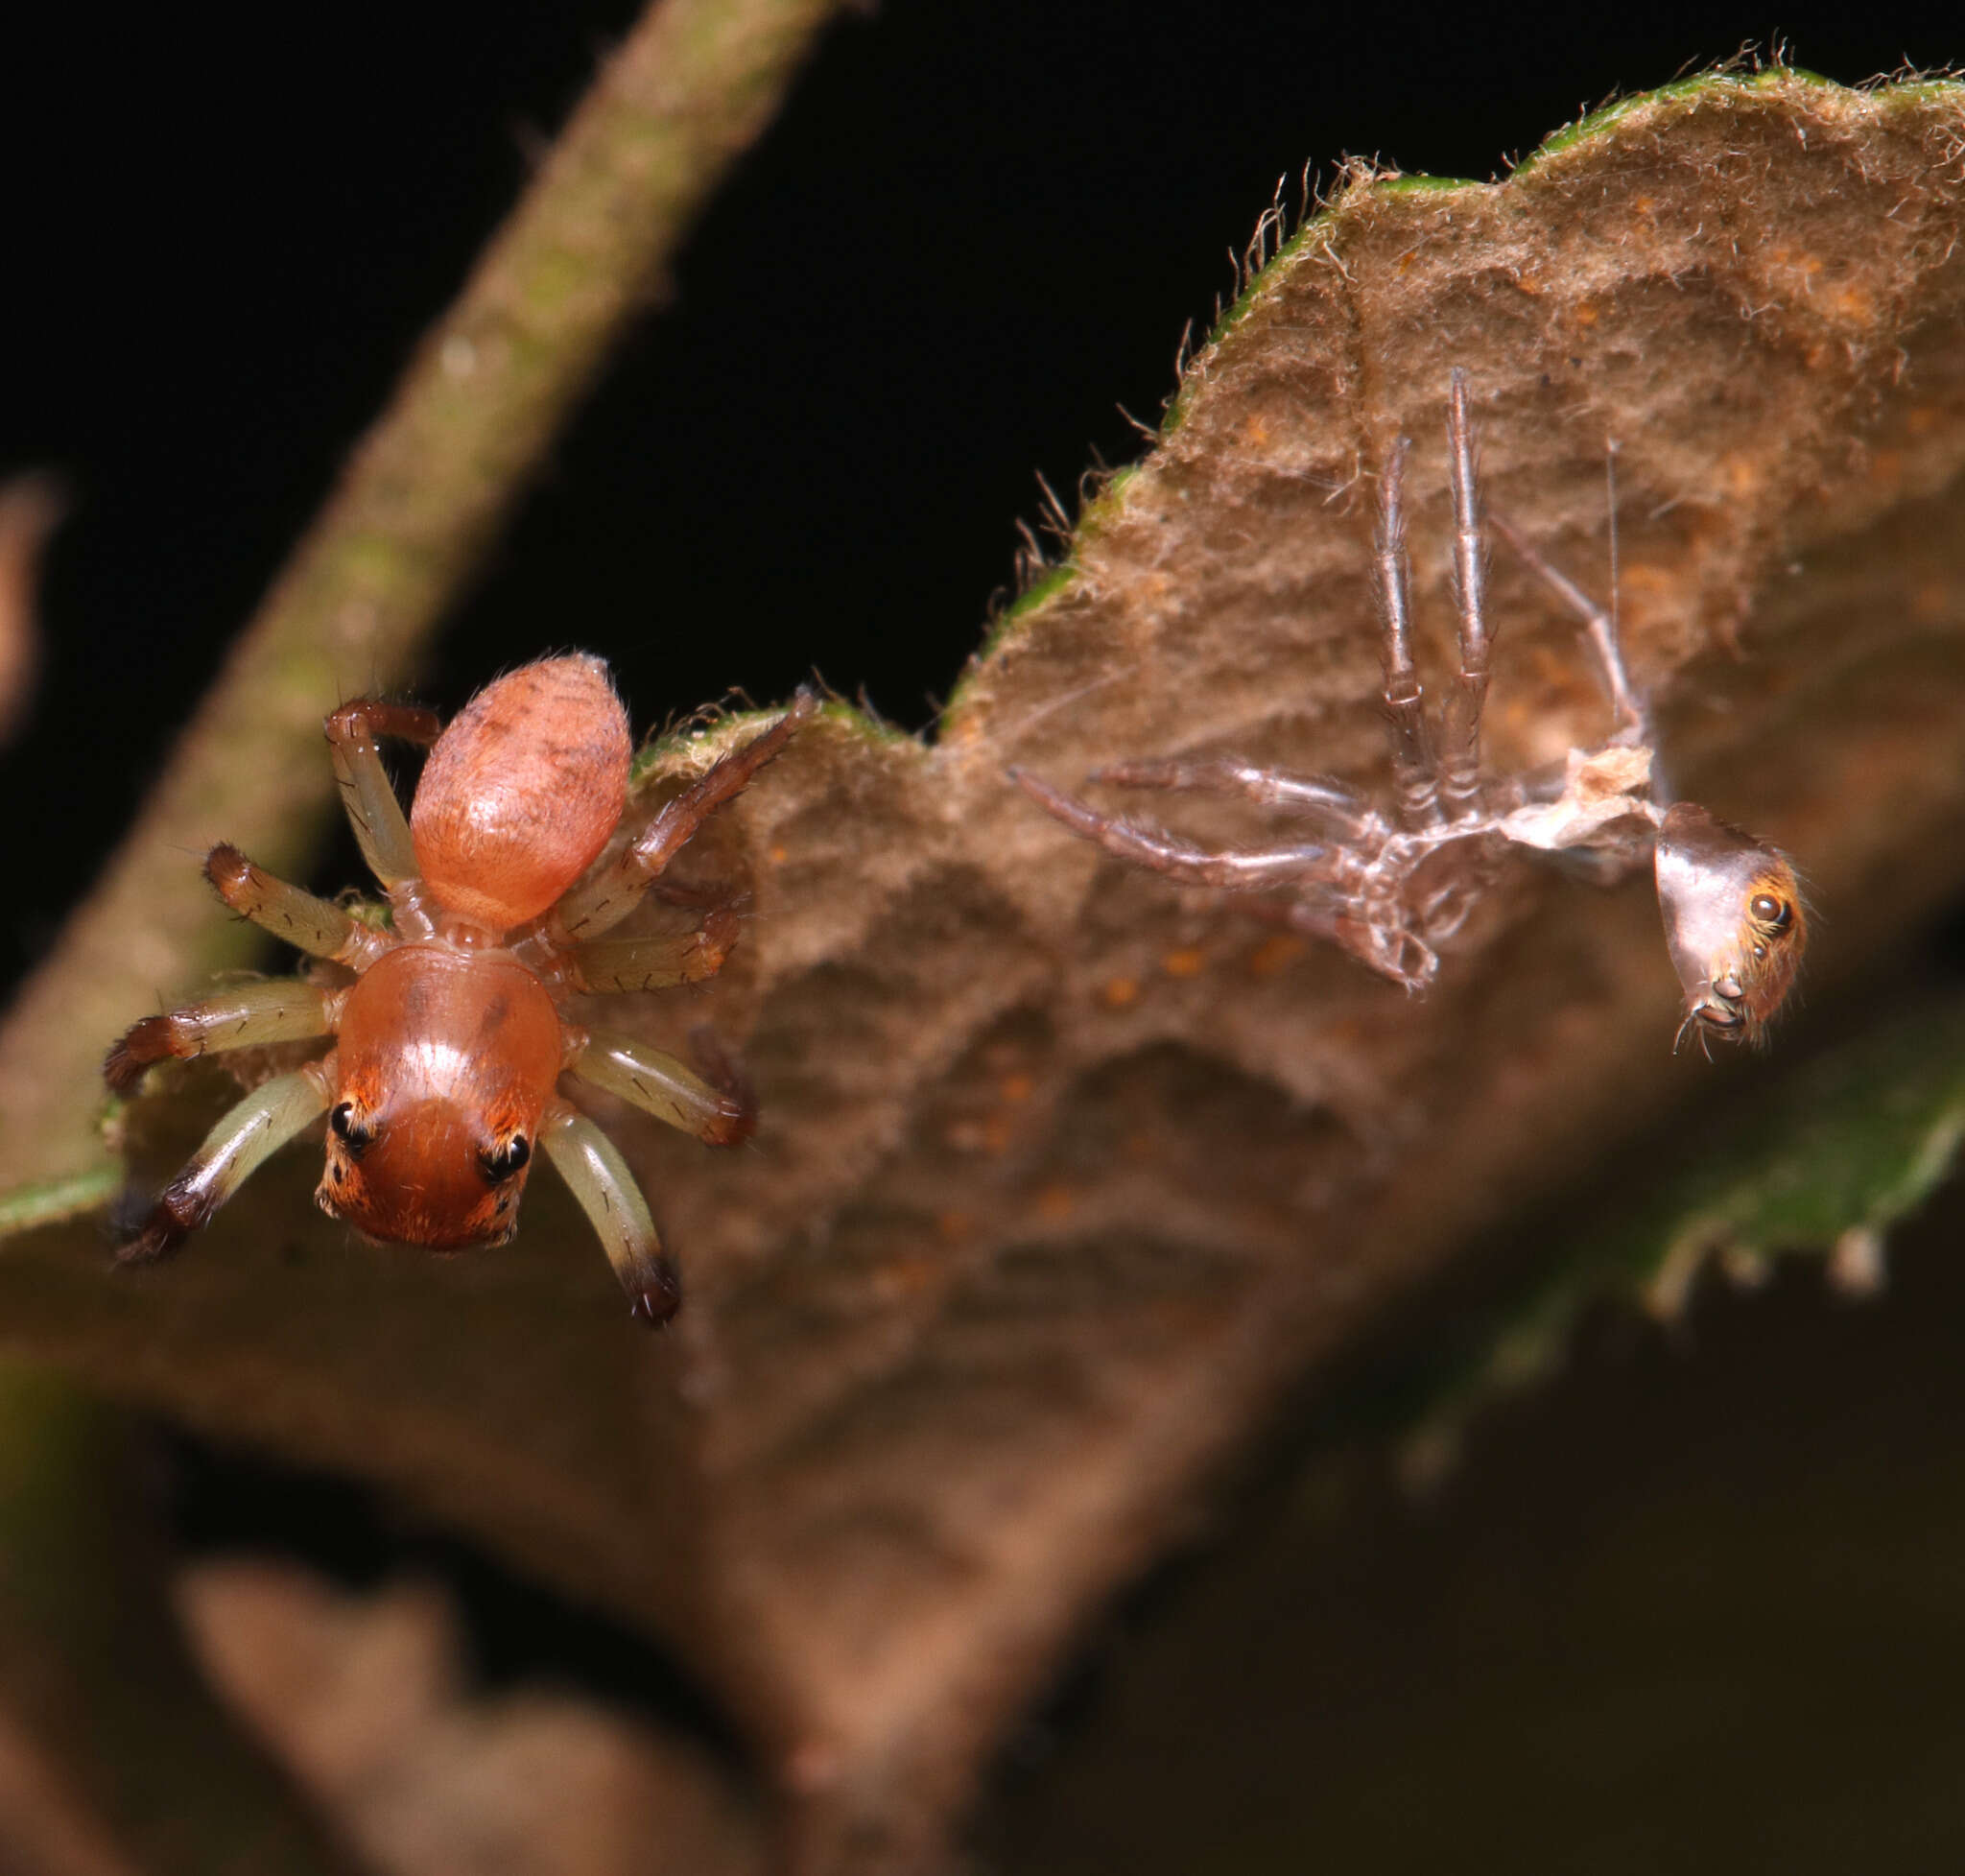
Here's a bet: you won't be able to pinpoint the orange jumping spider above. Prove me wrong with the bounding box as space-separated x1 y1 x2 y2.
107 654 813 1323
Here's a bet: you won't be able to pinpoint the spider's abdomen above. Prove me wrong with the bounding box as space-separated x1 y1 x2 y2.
411 653 631 931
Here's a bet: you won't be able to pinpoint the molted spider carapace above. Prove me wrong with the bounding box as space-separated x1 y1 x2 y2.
106 655 814 1323
1013 373 1806 1048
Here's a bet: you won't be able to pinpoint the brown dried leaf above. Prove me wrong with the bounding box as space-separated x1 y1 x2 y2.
5 70 1965 1871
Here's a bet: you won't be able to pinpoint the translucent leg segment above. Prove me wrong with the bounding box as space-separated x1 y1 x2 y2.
567 1029 754 1145
539 1104 679 1325
1371 437 1440 828
204 843 390 967
1009 770 1350 892
120 1062 334 1263
1488 511 1646 740
1090 757 1376 840
1436 369 1493 819
323 697 440 890
105 981 338 1095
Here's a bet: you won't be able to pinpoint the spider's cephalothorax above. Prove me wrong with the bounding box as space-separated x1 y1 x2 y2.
1012 372 1806 1049
106 654 815 1323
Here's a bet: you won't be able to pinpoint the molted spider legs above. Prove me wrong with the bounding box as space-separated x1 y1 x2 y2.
568 1028 755 1146
1331 913 1438 991
119 1061 336 1263
1089 756 1377 842
204 843 391 968
1009 769 1351 891
323 695 442 889
1487 510 1645 741
1371 436 1440 827
538 1104 679 1325
1435 369 1494 819
105 981 341 1095
551 690 820 942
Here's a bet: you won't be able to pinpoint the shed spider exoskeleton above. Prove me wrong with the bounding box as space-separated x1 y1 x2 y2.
1013 372 1806 1048
106 654 815 1323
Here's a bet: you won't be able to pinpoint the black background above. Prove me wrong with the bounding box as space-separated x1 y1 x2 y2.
2 2 1953 1001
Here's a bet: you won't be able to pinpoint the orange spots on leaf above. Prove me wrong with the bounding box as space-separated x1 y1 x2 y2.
1034 1184 1075 1222
1101 975 1141 1009
998 1072 1034 1104
1247 934 1305 977
1160 946 1205 979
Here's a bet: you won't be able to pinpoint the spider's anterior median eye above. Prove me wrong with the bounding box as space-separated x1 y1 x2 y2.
1748 892 1792 932
478 1135 531 1183
328 1101 374 1157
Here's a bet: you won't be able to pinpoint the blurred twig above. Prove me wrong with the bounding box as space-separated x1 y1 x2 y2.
0 471 65 748
0 0 850 1193
0 1361 367 1874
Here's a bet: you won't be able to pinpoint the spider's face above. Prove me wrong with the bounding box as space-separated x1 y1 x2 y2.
318 944 562 1250
1655 802 1806 1049
317 1080 539 1250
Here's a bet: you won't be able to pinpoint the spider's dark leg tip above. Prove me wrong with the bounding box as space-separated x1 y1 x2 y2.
628 1267 682 1329
115 1184 209 1266
104 1016 171 1095
203 843 251 894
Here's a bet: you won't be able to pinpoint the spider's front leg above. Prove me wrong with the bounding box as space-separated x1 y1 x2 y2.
118 1060 337 1263
106 980 340 1095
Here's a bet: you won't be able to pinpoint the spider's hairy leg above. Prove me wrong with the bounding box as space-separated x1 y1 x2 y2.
1372 435 1442 829
566 1026 754 1146
539 1103 680 1326
564 907 741 994
204 843 391 969
1436 369 1495 819
1090 756 1377 841
118 1061 335 1263
1010 769 1354 891
549 689 817 943
323 696 442 890
1488 510 1646 741
105 981 341 1096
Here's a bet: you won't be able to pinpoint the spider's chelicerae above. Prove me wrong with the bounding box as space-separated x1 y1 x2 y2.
107 655 814 1323
1013 372 1807 1048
